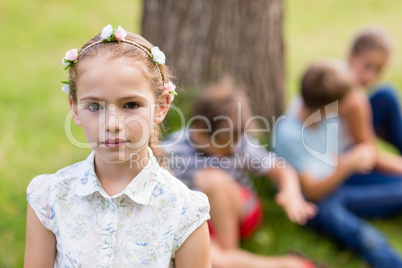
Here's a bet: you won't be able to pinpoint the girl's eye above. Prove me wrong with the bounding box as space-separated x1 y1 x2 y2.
88 103 102 111
124 102 139 109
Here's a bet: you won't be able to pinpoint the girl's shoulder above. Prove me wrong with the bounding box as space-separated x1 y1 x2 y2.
26 155 94 232
27 156 91 201
152 167 210 251
151 166 210 221
156 167 209 206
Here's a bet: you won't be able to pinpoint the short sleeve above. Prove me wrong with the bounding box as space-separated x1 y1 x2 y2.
240 137 275 176
173 189 210 252
26 174 56 232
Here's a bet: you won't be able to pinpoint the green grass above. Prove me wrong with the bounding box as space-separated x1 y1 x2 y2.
1 0 402 267
242 178 402 268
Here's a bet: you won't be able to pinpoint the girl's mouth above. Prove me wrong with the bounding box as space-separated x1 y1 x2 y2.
102 139 128 148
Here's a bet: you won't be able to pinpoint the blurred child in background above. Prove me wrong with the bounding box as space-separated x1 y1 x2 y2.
163 78 318 268
343 26 402 177
275 59 402 268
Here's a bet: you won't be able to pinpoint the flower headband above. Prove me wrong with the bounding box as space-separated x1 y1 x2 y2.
61 24 177 101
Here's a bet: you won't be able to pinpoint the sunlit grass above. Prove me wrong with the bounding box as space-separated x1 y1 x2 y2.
285 0 402 102
0 0 141 266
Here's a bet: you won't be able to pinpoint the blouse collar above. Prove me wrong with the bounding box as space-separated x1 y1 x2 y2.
75 147 160 205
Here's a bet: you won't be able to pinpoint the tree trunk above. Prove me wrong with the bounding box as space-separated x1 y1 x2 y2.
141 0 284 119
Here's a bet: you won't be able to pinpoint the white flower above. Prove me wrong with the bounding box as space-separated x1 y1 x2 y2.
62 58 69 66
101 24 114 40
61 83 70 94
151 47 166 64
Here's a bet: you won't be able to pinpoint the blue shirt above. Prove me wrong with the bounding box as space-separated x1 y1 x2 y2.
274 113 342 181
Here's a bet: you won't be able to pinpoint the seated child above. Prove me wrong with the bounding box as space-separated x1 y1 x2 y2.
163 78 318 268
344 26 402 175
25 25 210 267
275 59 402 268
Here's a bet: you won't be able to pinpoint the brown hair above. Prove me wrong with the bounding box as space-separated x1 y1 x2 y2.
191 77 257 143
301 60 356 110
350 27 392 56
68 31 172 167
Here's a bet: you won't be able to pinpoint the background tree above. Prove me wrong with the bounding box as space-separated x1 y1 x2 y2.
142 0 284 120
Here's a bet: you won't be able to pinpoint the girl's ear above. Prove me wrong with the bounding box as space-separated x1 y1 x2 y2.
154 91 170 123
69 95 81 126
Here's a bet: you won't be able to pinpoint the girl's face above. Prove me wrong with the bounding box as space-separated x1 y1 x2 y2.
348 50 388 88
70 56 169 165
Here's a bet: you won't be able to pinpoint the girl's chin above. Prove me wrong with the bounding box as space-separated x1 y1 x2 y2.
93 148 147 164
94 151 133 164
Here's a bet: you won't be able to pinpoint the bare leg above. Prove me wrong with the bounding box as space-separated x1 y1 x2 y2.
210 240 313 268
194 168 243 249
194 169 315 268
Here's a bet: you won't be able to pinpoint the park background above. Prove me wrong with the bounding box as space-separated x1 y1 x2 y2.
1 0 402 267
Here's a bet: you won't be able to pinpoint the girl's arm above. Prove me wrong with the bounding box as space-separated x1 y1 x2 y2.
375 151 402 174
24 204 56 268
300 143 376 202
268 164 317 225
342 90 402 174
175 222 211 268
299 165 353 202
341 90 377 145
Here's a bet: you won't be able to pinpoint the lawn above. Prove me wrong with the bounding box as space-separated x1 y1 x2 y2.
1 0 402 267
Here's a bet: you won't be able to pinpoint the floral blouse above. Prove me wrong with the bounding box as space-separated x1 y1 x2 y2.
27 147 210 268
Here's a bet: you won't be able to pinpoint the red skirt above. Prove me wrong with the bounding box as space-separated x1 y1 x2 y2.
208 186 263 240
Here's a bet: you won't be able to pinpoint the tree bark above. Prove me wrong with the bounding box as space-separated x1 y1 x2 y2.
142 0 284 119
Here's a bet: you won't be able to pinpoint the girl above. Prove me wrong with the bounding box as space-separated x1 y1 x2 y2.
342 26 402 176
25 25 211 268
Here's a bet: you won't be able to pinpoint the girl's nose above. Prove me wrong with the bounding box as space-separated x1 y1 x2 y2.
106 116 124 132
106 105 124 132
